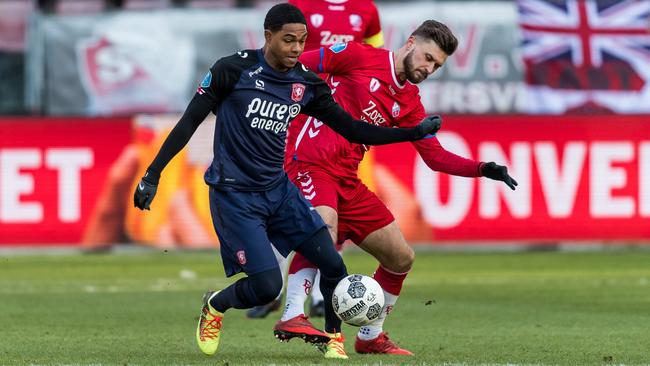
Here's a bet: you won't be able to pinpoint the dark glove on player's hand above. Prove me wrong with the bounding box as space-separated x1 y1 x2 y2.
481 162 518 190
412 115 442 140
133 171 159 210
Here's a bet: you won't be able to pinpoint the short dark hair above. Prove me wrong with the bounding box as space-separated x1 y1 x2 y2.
264 3 307 32
411 20 458 56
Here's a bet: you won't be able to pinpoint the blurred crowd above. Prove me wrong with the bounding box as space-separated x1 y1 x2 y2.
21 0 435 14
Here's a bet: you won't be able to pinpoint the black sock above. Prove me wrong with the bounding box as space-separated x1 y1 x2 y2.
209 267 282 313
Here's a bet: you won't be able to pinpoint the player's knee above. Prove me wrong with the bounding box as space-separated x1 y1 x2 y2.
402 247 416 271
387 246 415 273
250 268 283 304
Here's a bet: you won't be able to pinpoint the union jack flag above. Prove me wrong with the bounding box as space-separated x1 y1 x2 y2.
517 0 650 113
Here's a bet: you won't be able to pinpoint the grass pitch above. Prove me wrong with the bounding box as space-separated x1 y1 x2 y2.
1 248 649 365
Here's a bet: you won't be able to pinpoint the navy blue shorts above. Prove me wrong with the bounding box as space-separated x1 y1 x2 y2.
209 176 326 277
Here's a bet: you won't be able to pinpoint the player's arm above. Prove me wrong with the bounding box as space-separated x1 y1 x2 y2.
414 137 517 190
134 59 232 210
407 111 517 190
302 82 437 145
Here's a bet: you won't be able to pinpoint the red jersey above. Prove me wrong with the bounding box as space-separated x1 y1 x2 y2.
286 42 483 180
289 0 383 52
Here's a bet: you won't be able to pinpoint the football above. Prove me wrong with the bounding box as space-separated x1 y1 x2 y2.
332 274 385 326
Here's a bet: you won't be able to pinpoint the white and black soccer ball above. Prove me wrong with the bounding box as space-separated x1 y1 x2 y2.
332 274 385 326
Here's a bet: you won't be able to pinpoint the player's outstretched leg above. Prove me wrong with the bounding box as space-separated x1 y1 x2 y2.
295 228 349 359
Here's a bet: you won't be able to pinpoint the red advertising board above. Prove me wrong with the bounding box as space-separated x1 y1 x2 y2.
1 115 648 245
0 118 131 245
372 115 650 242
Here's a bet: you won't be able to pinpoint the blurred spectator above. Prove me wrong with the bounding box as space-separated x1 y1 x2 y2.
55 0 106 14
123 0 172 10
185 0 236 9
0 0 34 52
0 0 33 114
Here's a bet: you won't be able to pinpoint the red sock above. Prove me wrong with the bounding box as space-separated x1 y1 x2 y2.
373 265 408 296
288 252 317 275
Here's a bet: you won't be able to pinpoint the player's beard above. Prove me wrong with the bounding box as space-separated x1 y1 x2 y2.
403 50 425 84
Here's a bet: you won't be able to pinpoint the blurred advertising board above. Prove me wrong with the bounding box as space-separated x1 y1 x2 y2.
1 115 649 246
0 118 132 245
0 116 218 248
369 114 650 242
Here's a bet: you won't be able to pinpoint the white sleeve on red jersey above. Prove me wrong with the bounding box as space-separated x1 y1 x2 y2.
300 41 366 75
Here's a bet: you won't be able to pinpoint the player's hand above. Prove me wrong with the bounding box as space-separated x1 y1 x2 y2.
412 115 442 140
133 171 159 210
481 162 518 190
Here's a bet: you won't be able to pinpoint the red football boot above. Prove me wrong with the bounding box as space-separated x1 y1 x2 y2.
355 332 414 355
273 315 330 344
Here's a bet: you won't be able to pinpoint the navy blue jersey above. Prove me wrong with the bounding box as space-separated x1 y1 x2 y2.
198 49 335 191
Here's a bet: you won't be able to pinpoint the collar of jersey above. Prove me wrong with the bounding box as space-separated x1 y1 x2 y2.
388 51 406 90
256 48 298 78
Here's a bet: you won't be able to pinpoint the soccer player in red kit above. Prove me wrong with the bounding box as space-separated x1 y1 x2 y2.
247 0 385 320
274 20 518 356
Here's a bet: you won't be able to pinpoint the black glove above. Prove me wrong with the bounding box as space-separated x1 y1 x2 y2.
481 162 518 190
412 115 442 140
133 170 159 210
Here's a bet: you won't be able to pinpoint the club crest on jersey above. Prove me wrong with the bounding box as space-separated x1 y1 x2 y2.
392 102 400 117
329 42 348 53
310 13 324 28
369 78 380 92
236 250 247 265
349 14 362 31
291 83 305 102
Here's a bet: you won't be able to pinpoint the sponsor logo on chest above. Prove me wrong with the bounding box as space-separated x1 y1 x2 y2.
361 100 387 125
245 97 302 134
321 31 354 46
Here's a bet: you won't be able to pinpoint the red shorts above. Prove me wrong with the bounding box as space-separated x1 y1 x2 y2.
289 163 394 246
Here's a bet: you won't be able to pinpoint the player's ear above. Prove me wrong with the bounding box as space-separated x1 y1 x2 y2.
406 36 417 51
264 29 273 44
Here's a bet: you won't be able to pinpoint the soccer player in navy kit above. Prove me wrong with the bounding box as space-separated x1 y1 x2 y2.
132 3 440 360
